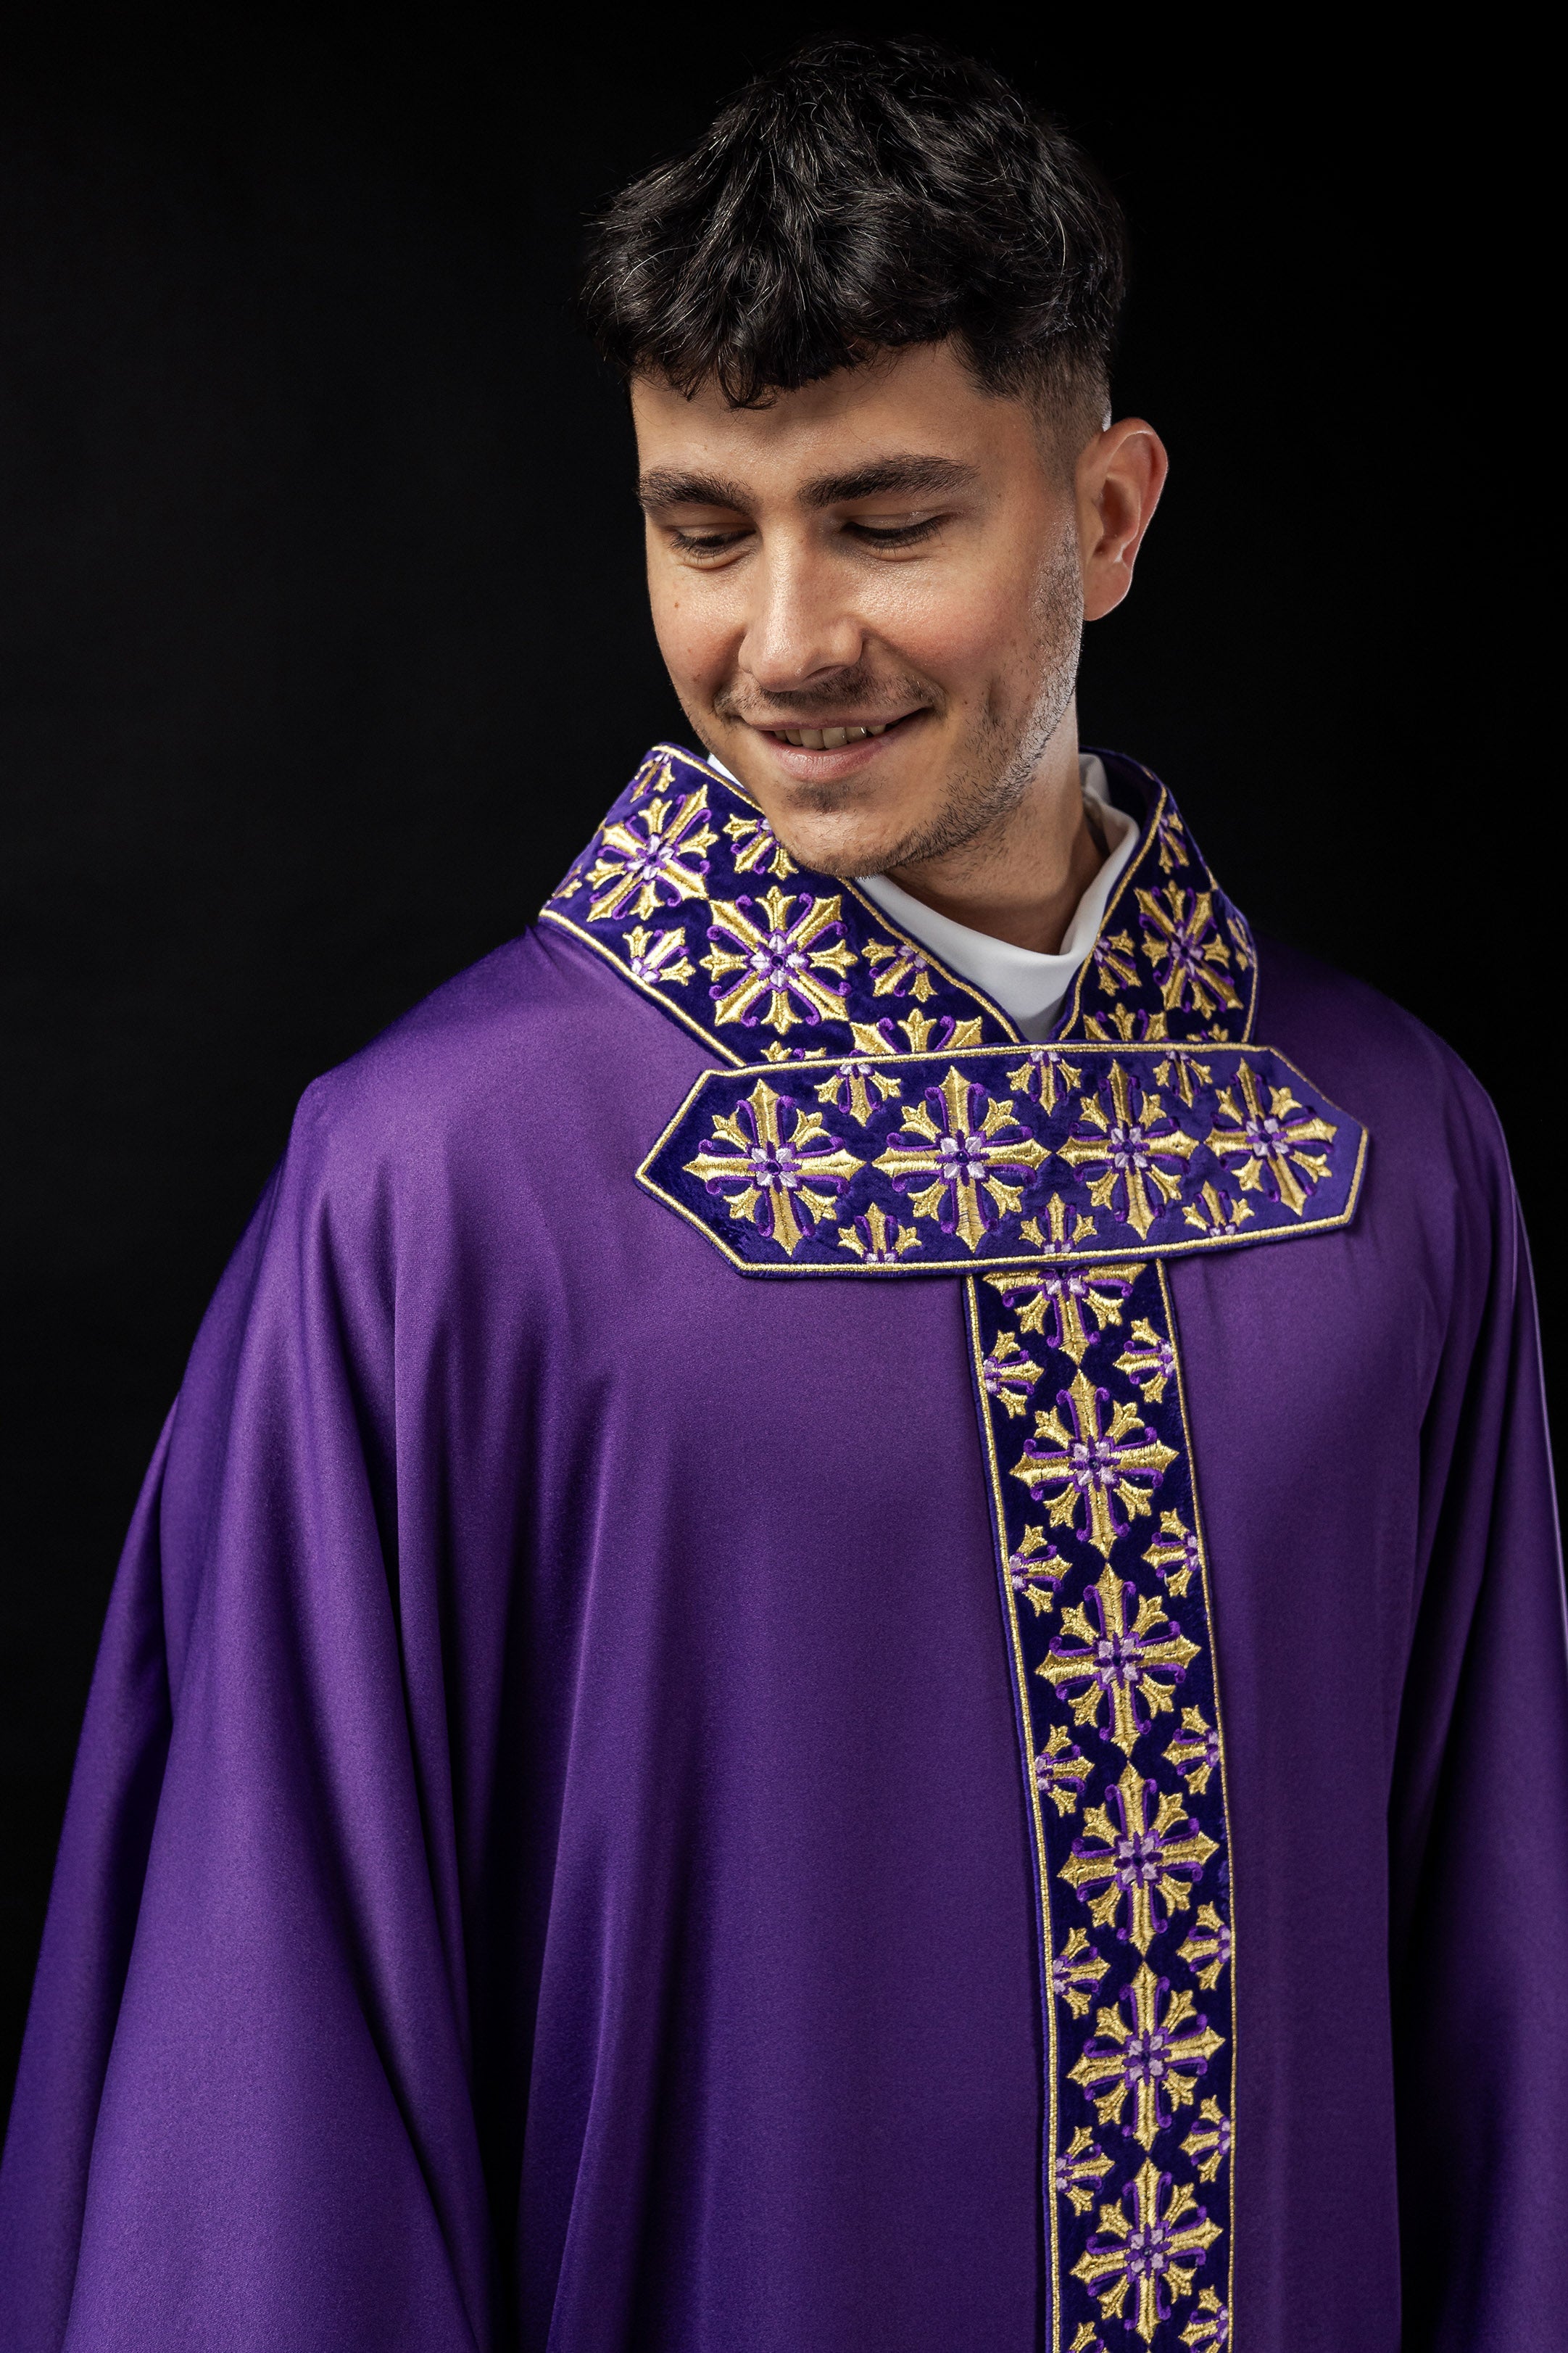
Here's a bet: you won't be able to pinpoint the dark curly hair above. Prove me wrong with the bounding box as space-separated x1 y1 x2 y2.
581 35 1127 432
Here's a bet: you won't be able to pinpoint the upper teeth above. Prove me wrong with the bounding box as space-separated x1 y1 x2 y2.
778 723 889 748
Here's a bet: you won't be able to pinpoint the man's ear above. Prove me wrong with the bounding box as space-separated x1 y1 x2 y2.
1077 418 1169 620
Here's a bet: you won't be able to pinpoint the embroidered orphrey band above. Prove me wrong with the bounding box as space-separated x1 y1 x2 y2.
968 1260 1233 2351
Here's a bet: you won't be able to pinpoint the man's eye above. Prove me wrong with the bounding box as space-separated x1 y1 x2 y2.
845 517 943 547
668 528 750 556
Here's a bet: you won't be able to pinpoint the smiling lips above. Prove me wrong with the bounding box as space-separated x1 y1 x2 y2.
761 701 931 748
765 718 908 749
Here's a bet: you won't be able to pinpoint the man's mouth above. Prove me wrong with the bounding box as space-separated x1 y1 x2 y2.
758 711 919 750
773 722 888 748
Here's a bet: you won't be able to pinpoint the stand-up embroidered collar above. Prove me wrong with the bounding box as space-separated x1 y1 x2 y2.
540 740 1260 1064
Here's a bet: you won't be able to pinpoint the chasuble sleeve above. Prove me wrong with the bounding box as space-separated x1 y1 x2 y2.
0 1079 496 2353
1388 1116 1568 2352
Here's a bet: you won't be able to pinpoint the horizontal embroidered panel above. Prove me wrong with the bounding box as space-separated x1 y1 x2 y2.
638 1041 1366 1273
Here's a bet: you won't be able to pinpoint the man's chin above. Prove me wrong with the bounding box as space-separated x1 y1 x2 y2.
766 817 915 882
744 769 947 882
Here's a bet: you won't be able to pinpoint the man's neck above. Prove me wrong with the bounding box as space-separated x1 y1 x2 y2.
882 712 1101 955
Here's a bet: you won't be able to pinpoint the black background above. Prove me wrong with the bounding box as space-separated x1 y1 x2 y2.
1 8 1554 2109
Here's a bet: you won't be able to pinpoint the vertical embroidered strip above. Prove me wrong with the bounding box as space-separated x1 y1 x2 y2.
547 743 1369 2352
968 1260 1233 2349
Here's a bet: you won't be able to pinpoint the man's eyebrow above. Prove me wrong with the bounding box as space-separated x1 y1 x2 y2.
800 455 979 508
634 454 979 515
636 468 752 513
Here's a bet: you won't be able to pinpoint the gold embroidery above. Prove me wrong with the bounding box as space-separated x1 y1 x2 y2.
1056 2126 1116 2215
835 1203 919 1264
681 1081 863 1257
1012 1371 1178 1558
1142 1511 1203 1598
1068 1963 1224 2150
813 1055 902 1124
701 886 857 1034
621 925 694 990
586 788 716 920
873 1067 1050 1252
1165 1709 1222 1795
1116 1317 1179 1403
1177 1906 1232 1993
1073 2161 1222 2341
1058 1761 1217 1955
1037 1566 1200 1756
723 810 796 877
1009 1526 1069 1616
1179 2286 1232 2347
1182 2098 1232 2185
987 1265 1137 1366
1058 1064 1200 1240
979 1330 1045 1418
1136 883 1245 1022
1008 1046 1084 1109
864 938 939 998
1052 1925 1111 2017
1036 1724 1094 1815
597 748 1337 2346
1206 1062 1337 1217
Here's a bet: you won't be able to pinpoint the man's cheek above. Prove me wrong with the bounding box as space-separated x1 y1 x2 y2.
651 604 712 693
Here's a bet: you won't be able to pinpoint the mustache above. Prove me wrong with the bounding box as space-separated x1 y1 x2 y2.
713 669 940 725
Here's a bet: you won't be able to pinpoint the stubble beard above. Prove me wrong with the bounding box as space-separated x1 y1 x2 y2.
749 526 1087 882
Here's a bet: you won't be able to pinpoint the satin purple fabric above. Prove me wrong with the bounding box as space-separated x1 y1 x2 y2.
1 911 1562 2352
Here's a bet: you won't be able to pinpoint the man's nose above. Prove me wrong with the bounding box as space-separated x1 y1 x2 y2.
739 542 865 695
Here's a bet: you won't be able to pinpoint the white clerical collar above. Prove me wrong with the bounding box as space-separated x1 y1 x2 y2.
708 750 1137 1043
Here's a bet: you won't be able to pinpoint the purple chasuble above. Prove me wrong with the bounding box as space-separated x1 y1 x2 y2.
1 745 1563 2353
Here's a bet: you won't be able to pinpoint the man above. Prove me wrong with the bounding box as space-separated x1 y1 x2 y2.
1 35 1561 2353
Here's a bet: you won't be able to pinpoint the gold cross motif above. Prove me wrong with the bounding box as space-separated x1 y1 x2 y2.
586 789 716 920
1060 1759 1217 1954
813 1054 903 1125
723 811 795 877
1057 1063 1200 1238
874 1067 1050 1252
1115 1315 1178 1402
1037 1564 1199 1756
1034 1722 1092 1814
864 938 937 999
1011 1369 1177 1558
1177 1904 1232 1991
1055 2125 1116 2215
1206 1062 1337 1217
1072 2158 1221 2343
836 1201 919 1264
1135 882 1244 1022
848 1009 987 1056
621 925 694 991
682 1080 863 1257
701 887 857 1034
1067 1960 1224 2149
1006 1045 1083 1109
1164 1707 1221 1795
1051 1924 1111 2017
1182 2098 1232 2185
986 1264 1137 1366
1143 1510 1202 1598
1179 2287 1232 2349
